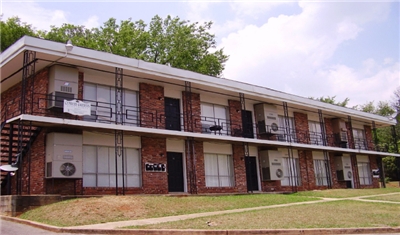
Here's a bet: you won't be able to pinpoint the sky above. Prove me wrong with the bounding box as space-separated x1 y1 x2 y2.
2 0 399 108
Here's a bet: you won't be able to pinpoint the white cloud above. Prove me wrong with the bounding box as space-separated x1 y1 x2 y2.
82 15 100 29
2 2 68 31
220 1 395 106
322 60 399 106
230 1 290 19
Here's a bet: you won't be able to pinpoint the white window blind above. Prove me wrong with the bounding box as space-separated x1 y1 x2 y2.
204 153 234 187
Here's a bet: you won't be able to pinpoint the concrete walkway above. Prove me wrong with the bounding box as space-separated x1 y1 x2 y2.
69 192 400 230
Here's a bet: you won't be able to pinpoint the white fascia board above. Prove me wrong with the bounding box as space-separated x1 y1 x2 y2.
11 114 400 158
0 37 27 67
5 37 396 126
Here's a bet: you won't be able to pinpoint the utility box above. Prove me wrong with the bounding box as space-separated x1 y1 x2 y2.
45 133 83 178
260 150 284 181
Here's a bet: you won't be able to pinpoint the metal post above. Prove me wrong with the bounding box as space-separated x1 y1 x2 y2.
115 67 124 195
283 102 292 143
184 82 197 194
391 125 400 186
318 110 327 146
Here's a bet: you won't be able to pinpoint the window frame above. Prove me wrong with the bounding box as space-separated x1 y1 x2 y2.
204 153 234 187
82 145 142 188
200 102 230 134
313 159 330 186
83 83 139 125
281 157 301 186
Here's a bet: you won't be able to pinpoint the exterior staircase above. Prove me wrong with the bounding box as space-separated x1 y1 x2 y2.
0 122 41 193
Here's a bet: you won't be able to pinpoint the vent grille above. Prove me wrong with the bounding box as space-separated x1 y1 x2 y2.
61 86 72 93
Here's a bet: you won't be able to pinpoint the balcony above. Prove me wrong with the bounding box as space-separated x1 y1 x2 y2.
0 93 384 153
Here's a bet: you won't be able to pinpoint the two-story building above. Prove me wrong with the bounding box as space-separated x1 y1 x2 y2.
1 36 399 196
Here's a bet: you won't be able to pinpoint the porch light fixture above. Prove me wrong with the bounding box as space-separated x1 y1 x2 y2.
0 153 20 172
65 40 74 52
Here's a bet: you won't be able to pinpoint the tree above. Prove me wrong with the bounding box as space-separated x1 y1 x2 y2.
0 17 36 52
309 96 350 107
39 15 229 77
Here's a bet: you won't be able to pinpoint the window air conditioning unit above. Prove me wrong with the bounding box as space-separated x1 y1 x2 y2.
260 150 284 181
45 132 83 178
254 104 279 135
47 65 78 110
335 155 353 181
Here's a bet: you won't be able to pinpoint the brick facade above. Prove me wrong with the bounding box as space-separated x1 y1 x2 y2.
141 136 168 194
139 83 165 129
324 118 335 147
364 125 375 151
228 100 242 137
294 112 310 144
1 63 384 196
182 92 202 133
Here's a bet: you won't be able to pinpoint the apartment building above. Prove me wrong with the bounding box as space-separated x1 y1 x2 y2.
1 36 398 196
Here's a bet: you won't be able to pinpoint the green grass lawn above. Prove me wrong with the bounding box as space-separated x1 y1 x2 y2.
133 200 400 230
18 188 400 228
19 193 318 227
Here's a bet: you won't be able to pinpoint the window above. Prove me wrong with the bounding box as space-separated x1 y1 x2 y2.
353 129 366 150
314 159 330 186
358 158 372 185
282 157 301 186
308 121 324 145
200 103 229 134
204 153 234 187
83 83 138 125
278 116 296 142
83 146 141 187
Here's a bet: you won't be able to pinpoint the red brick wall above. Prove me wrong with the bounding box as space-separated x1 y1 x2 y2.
369 155 380 188
329 153 348 189
294 112 310 144
346 122 355 149
298 150 315 190
324 118 335 147
182 92 202 133
139 83 165 129
25 130 46 195
364 125 375 151
350 154 360 188
228 100 242 137
232 144 247 193
186 140 203 193
141 136 167 194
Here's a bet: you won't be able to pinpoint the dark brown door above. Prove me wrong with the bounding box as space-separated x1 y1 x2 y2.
167 152 184 192
245 156 259 191
165 97 181 131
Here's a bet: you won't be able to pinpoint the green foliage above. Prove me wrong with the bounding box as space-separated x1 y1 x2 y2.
0 17 36 52
2 15 229 77
309 96 349 107
383 156 398 180
357 100 395 116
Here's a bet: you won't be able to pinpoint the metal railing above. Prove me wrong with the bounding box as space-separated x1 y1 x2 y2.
0 92 387 152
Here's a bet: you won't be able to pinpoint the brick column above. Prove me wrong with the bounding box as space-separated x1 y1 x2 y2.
294 112 309 144
182 92 202 133
232 144 247 192
228 100 242 137
139 83 165 129
141 137 168 194
188 141 204 193
26 130 46 195
298 150 315 190
324 118 335 147
364 125 375 151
